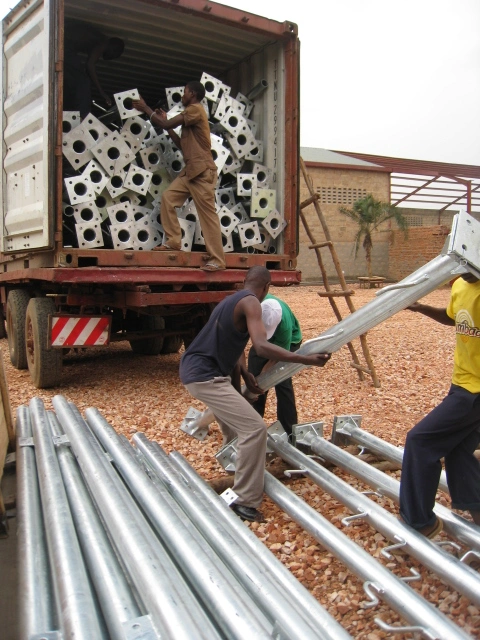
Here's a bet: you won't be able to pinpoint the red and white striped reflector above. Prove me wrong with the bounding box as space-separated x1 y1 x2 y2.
50 316 111 347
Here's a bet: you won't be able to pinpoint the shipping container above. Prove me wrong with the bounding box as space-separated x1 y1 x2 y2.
0 0 301 387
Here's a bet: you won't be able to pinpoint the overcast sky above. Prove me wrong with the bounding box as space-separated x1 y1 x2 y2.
1 0 479 166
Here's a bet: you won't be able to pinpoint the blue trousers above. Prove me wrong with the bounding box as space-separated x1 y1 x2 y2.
400 384 480 529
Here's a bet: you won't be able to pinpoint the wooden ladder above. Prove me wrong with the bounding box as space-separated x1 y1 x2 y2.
299 157 380 387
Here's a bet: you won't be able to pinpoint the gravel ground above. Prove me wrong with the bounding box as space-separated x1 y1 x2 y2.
3 283 480 638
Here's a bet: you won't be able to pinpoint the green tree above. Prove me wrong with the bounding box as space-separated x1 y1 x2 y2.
339 194 408 277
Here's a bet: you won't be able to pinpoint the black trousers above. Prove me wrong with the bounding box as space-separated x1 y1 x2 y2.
399 384 480 529
247 342 300 436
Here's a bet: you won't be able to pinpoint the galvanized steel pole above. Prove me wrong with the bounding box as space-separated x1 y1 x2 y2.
29 398 105 639
263 471 471 640
133 434 352 640
268 434 480 607
85 407 274 640
303 434 480 553
16 405 56 639
52 395 221 640
332 417 450 492
47 412 144 639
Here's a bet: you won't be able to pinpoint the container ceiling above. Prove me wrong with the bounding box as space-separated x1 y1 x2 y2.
64 0 281 106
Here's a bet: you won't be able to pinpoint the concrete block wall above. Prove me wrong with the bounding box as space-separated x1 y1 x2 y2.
388 225 450 281
298 165 391 281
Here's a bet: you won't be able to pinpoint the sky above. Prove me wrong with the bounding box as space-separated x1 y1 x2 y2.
1 0 479 166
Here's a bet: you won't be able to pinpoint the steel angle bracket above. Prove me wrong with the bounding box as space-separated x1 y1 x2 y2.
448 209 480 277
292 421 324 448
266 421 288 453
331 414 362 446
180 407 210 440
122 614 158 640
215 439 238 472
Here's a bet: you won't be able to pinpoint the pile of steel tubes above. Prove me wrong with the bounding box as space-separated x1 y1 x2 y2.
17 396 480 639
17 396 349 640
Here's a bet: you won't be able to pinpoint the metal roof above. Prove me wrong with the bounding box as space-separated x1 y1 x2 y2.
300 147 382 168
303 148 480 214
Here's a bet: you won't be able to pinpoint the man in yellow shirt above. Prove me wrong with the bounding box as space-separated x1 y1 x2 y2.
400 273 480 536
134 82 225 271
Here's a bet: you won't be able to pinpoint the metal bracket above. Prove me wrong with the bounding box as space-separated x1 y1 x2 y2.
180 407 209 441
283 468 309 478
18 437 34 447
238 221 262 248
400 567 421 582
374 617 437 639
292 421 324 447
220 487 238 506
122 614 158 639
342 509 368 526
266 421 288 452
460 549 480 565
435 540 461 552
362 581 384 608
52 434 70 448
215 439 238 472
331 414 362 446
382 535 407 559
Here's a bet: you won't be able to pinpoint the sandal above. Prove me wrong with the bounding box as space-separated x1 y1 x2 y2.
201 263 225 271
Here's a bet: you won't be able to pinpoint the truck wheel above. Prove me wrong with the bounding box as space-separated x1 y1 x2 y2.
130 315 165 355
6 289 31 369
160 335 183 354
0 307 7 339
25 298 63 388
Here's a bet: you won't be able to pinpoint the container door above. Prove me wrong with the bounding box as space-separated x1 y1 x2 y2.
0 0 57 253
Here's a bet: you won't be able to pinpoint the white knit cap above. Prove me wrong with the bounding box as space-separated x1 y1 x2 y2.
261 298 282 339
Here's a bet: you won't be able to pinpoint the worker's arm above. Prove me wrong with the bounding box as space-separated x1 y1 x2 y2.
237 350 264 396
407 302 454 326
132 98 184 146
241 297 331 372
86 41 111 106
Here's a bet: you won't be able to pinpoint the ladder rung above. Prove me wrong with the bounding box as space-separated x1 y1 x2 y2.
317 290 355 297
300 193 320 209
350 363 372 374
308 241 332 249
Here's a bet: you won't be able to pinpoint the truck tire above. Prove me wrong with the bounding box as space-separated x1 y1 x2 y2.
25 298 63 388
130 315 165 355
6 289 31 369
160 335 183 354
0 307 6 339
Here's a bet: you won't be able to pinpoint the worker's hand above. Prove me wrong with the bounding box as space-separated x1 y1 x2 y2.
301 352 331 368
132 97 148 113
243 371 265 396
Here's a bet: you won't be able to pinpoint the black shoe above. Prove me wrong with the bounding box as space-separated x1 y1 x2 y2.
230 503 265 522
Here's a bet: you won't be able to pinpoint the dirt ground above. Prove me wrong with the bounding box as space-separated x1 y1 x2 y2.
3 283 480 638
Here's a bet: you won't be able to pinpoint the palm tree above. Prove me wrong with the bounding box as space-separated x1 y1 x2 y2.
339 194 408 277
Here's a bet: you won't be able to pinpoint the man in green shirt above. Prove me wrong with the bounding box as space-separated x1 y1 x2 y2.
248 295 302 436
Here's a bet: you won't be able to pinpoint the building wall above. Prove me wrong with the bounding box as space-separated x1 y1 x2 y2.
298 165 391 281
388 225 450 281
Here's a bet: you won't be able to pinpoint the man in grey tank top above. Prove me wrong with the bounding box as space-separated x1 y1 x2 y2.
180 266 331 522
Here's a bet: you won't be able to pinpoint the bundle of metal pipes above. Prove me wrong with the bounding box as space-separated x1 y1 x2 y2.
17 395 350 640
216 423 480 640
